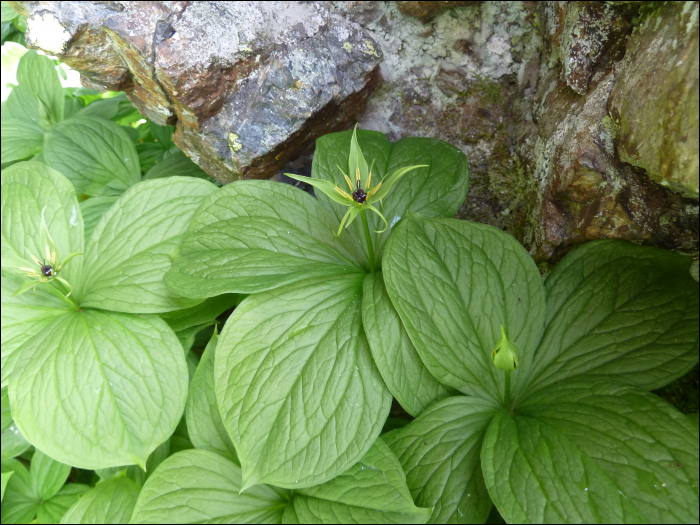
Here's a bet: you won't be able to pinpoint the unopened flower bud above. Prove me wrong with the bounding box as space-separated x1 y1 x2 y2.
492 325 520 371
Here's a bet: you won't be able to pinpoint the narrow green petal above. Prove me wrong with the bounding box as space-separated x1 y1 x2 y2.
367 204 388 233
368 165 428 204
285 173 352 206
335 208 360 237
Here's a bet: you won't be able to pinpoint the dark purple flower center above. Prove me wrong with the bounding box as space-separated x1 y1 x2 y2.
352 180 367 204
41 264 53 277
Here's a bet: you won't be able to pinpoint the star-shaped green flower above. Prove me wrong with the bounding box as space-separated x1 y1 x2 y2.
286 126 426 236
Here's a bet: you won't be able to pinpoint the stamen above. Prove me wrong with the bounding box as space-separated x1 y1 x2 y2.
335 186 352 200
344 174 354 192
45 245 51 262
355 167 361 183
366 171 372 190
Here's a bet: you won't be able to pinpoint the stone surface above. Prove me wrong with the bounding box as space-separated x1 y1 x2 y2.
609 1 699 196
17 1 381 183
13 0 699 263
394 1 479 23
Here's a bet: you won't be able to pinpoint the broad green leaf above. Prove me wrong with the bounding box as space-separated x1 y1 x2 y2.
384 396 497 524
60 477 140 524
30 450 70 501
130 449 287 524
79 177 217 313
144 149 213 182
186 331 238 464
176 324 210 354
482 380 699 524
1 471 12 502
16 50 64 123
1 424 30 460
1 270 72 388
216 274 391 489
1 162 84 286
1 388 10 431
526 240 699 395
166 180 364 299
5 84 50 126
43 117 141 196
74 96 123 120
0 117 44 163
383 215 545 404
1 458 35 524
149 123 174 145
1 2 18 22
160 293 238 332
9 310 188 469
293 437 431 524
312 130 469 258
37 483 91 524
362 272 452 417
79 195 118 244
94 440 170 487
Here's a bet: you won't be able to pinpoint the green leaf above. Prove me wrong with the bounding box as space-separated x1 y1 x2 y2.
1 458 35 524
143 149 214 182
166 180 364 299
130 449 287 524
16 50 64 123
1 2 18 22
169 417 193 456
383 215 545 404
149 123 174 145
30 450 71 501
1 162 85 286
94 440 170 487
160 293 238 332
74 96 123 120
43 117 141 196
312 130 469 257
1 270 72 389
9 310 188 469
79 196 117 244
482 380 700 524
215 274 391 489
526 240 700 395
79 177 217 313
37 483 91 524
362 272 453 417
5 84 50 126
1 471 13 502
186 331 238 464
293 437 431 524
0 118 44 163
60 477 140 524
1 424 30 460
383 396 497 524
1 387 10 432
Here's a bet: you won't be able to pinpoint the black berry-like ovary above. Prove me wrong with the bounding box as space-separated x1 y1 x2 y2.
41 264 54 277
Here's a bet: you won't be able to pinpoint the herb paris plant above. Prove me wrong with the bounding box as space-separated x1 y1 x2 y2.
381 214 699 523
165 128 469 489
1 161 218 469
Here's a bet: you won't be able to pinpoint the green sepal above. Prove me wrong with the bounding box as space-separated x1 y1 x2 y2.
366 204 388 233
348 124 370 189
336 206 361 236
284 173 352 206
367 165 428 204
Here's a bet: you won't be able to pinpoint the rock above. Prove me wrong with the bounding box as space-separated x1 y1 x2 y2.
18 1 382 183
394 1 479 23
13 0 698 263
609 1 699 196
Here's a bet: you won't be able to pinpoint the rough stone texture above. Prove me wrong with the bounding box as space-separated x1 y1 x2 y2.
17 1 381 182
394 1 479 23
609 1 699 196
13 0 699 263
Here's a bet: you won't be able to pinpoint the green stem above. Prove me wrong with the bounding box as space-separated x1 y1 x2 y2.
505 370 511 411
360 209 376 274
50 280 80 310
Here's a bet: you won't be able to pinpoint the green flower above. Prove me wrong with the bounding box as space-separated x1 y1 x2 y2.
491 325 520 371
286 126 427 236
11 208 82 298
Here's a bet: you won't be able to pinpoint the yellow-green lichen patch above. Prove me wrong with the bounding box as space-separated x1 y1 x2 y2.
228 132 243 152
361 39 380 58
342 42 352 53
